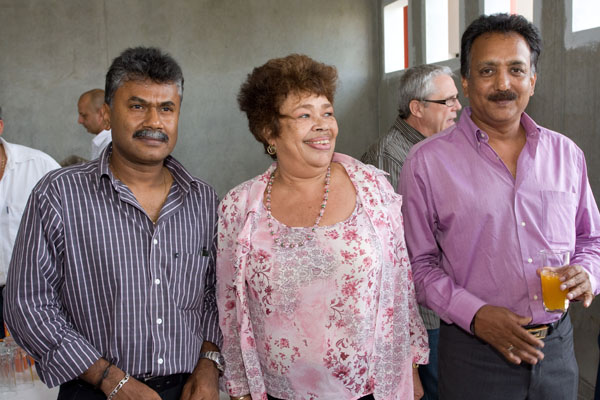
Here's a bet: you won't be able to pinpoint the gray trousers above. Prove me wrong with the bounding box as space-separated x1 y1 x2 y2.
439 315 578 400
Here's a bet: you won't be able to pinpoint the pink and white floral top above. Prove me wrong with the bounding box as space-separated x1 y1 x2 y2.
217 153 428 400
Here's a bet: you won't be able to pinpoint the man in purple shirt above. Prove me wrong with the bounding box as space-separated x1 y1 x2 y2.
400 14 600 400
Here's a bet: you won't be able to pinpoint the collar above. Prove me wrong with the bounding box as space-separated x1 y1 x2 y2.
392 116 427 145
97 144 198 194
92 129 111 145
243 152 385 216
459 107 541 146
0 137 27 169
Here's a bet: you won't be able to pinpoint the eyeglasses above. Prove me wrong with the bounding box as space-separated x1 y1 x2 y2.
422 96 459 107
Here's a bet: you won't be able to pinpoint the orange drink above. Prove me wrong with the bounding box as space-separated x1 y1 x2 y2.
540 268 568 313
539 249 570 313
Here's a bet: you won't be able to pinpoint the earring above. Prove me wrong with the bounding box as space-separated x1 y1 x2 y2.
266 144 276 155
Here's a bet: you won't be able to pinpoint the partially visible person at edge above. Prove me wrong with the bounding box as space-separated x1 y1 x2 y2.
361 63 462 400
216 53 428 400
5 47 223 400
400 13 600 400
0 106 60 339
596 336 600 400
77 88 112 159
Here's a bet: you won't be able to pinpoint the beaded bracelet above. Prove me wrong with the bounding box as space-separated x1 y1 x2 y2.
107 373 130 400
94 363 112 390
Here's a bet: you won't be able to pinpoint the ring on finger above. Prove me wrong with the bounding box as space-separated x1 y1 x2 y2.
507 345 515 352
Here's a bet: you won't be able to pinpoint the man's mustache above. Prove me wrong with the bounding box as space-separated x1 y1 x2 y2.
133 129 169 142
488 91 518 102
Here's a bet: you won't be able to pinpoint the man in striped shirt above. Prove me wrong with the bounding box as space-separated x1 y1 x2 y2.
361 64 461 400
5 47 222 400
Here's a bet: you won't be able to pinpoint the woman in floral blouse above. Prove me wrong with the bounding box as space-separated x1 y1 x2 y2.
216 54 428 400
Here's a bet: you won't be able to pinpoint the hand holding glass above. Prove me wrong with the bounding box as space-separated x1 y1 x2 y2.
539 249 570 313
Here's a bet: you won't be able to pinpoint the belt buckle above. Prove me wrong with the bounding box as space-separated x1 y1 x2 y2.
527 326 548 339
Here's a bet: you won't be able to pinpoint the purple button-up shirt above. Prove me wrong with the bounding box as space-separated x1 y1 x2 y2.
400 108 600 332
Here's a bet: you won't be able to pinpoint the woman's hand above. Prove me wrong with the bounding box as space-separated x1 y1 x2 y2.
413 366 424 400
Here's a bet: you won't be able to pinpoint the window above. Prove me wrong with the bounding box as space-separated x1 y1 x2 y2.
565 0 600 48
425 0 459 64
572 0 600 32
484 0 533 21
384 0 409 73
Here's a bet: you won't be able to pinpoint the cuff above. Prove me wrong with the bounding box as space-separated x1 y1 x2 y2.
443 291 487 334
36 334 101 387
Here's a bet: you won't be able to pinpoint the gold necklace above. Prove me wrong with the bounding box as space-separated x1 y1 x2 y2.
0 145 6 180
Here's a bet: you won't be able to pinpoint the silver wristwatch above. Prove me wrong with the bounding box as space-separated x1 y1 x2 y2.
199 351 225 374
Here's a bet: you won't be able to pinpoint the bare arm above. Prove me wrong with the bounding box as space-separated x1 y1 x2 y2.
80 358 161 400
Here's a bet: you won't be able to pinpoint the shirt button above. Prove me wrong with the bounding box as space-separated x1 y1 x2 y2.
156 318 163 325
533 295 538 300
157 358 164 365
153 239 158 245
155 279 161 285
521 221 526 227
528 258 533 263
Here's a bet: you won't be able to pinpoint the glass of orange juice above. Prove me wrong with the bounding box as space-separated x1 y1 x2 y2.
540 249 570 313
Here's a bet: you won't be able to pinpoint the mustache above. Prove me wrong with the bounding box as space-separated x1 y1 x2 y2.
133 129 169 142
488 90 518 102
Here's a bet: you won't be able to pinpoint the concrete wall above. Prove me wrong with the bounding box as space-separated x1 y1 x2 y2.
377 1 600 398
0 0 379 197
528 3 600 398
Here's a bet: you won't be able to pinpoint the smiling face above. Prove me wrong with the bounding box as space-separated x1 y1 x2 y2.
420 74 462 136
462 32 537 131
269 92 338 176
108 79 180 166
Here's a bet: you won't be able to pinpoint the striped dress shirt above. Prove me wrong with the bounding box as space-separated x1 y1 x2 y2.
361 116 440 330
4 146 222 387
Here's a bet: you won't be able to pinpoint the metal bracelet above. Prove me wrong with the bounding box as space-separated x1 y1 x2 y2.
231 395 251 400
107 373 130 400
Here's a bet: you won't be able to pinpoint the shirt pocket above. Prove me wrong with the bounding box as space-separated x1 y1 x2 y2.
167 252 209 310
7 204 25 245
541 190 577 246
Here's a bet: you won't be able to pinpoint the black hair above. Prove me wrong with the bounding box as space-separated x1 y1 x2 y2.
461 13 542 78
105 47 183 106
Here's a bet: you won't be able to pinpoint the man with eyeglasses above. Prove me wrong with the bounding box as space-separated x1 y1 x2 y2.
361 64 461 192
400 14 600 400
361 63 461 400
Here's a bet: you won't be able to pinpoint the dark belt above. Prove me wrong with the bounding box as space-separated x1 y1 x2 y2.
523 311 568 339
71 372 189 395
139 373 190 392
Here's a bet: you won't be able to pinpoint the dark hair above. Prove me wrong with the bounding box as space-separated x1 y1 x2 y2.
397 64 453 119
105 47 184 106
237 54 338 159
461 13 542 78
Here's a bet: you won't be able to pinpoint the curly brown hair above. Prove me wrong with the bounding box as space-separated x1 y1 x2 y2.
237 54 338 159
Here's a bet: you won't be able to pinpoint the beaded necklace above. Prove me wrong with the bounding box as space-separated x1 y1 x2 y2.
266 165 331 248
